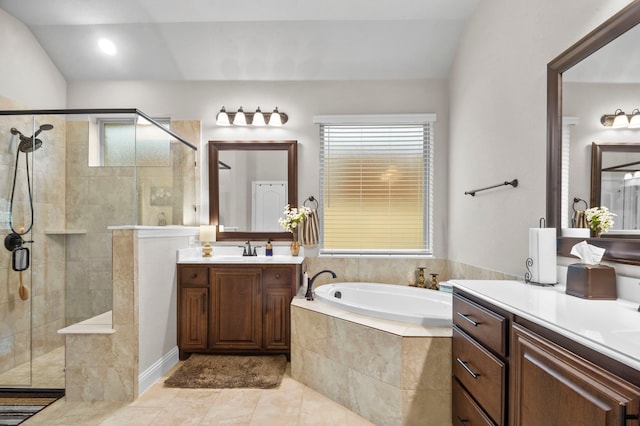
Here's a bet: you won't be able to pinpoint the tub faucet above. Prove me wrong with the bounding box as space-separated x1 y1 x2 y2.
305 270 337 301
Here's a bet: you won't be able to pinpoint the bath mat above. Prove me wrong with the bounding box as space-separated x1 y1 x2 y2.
0 389 64 425
164 354 287 389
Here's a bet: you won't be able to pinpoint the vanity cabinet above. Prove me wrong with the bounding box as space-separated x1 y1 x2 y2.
177 263 300 360
452 288 640 426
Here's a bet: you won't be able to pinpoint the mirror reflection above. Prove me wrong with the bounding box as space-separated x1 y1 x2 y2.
592 143 640 232
218 150 288 232
562 23 640 233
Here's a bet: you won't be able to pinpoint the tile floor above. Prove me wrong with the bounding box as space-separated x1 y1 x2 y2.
21 362 374 426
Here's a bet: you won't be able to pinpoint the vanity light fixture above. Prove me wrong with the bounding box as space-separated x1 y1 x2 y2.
233 107 247 126
629 109 640 128
199 225 216 257
216 107 231 126
252 107 266 126
600 108 640 128
268 107 284 126
215 106 289 126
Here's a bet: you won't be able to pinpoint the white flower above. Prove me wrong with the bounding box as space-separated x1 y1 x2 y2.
278 204 311 233
585 206 616 235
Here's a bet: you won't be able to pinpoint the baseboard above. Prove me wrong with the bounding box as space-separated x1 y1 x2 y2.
138 346 179 396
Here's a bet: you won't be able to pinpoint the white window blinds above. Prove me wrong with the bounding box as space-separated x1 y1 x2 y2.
316 114 434 255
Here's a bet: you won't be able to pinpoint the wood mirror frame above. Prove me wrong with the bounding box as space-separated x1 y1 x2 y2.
208 140 298 241
547 1 640 265
590 142 640 213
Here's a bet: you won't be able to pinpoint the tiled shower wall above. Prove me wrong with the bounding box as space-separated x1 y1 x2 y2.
64 119 200 325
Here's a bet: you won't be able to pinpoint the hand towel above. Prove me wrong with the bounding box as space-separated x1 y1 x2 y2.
300 209 319 246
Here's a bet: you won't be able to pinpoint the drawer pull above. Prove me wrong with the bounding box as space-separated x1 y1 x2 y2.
275 274 281 279
456 416 468 426
456 357 479 379
191 273 197 279
457 312 479 327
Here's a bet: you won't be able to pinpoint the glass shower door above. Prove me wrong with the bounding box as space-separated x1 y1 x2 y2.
0 116 36 387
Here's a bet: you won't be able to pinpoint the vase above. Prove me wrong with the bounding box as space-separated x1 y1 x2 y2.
290 240 300 256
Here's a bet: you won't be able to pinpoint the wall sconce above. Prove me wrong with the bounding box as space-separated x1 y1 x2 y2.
199 225 216 257
600 108 640 128
215 106 288 126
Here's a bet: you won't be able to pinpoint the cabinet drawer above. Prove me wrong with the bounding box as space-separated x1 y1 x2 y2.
179 267 209 286
453 293 507 356
263 267 292 287
453 378 495 426
453 327 505 425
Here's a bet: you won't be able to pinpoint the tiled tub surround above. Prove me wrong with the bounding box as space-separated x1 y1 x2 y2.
291 298 452 426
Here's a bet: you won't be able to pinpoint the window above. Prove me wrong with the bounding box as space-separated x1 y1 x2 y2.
315 114 435 255
91 117 171 167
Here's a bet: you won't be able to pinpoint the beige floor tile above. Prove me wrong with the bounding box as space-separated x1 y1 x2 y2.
22 363 376 426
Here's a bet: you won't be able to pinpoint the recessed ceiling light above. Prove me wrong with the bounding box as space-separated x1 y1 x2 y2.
98 38 117 55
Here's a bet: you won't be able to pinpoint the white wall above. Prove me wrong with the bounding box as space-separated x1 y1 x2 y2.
67 79 450 257
137 227 199 394
0 9 66 108
448 0 633 276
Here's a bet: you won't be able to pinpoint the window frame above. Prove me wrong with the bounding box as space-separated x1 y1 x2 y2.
314 113 436 257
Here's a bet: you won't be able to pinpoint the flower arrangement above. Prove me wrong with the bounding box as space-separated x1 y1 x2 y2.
278 204 311 233
585 206 616 236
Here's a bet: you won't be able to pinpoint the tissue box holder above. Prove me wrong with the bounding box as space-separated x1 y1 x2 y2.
566 263 616 300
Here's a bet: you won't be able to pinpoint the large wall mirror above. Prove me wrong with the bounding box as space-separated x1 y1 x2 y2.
548 1 640 264
209 140 298 241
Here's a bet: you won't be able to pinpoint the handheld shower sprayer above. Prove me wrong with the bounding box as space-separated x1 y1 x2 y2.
5 123 54 272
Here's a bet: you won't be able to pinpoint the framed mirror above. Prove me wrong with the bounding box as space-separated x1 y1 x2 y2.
591 142 640 233
547 1 640 264
208 140 298 241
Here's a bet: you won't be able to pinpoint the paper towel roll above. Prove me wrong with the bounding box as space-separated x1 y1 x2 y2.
528 228 557 284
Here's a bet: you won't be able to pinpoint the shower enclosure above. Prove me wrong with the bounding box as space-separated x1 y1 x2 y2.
0 109 197 390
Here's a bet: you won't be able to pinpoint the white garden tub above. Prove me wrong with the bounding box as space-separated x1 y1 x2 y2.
313 282 452 327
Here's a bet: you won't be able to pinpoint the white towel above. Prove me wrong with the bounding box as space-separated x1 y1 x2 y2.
300 210 319 246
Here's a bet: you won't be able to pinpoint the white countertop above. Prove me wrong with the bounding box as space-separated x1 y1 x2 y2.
177 247 305 265
450 279 640 372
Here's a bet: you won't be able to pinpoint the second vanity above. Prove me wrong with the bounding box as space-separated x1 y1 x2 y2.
176 248 302 360
451 279 640 426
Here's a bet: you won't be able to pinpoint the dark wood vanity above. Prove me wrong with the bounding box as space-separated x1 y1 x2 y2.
452 286 640 426
177 263 300 360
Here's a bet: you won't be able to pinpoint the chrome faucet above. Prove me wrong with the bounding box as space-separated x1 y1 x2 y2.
242 241 257 256
305 270 337 301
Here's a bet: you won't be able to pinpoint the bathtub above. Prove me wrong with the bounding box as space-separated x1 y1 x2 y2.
313 282 452 327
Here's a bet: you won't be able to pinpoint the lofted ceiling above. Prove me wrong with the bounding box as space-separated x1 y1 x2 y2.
0 0 480 82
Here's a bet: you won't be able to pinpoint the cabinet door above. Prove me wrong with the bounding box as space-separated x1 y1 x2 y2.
178 287 208 352
263 286 291 351
210 267 262 351
263 266 295 352
511 323 640 426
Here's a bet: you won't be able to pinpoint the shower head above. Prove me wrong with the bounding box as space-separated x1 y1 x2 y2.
18 138 43 153
33 123 53 137
11 123 52 153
